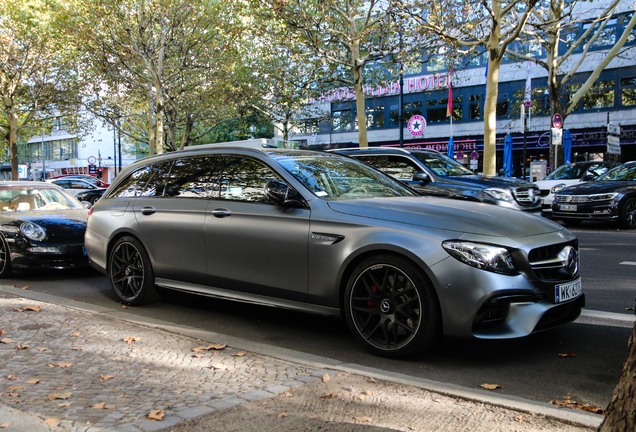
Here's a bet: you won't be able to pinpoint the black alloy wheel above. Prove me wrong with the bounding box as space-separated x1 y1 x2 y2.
0 235 12 278
344 254 441 358
619 197 636 229
108 236 160 305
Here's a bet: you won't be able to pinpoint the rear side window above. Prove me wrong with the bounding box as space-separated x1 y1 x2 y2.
220 157 280 203
161 156 224 199
108 164 163 198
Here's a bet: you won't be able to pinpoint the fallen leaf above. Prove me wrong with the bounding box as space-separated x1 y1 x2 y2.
99 375 114 382
146 409 165 421
7 386 24 392
280 391 293 398
362 390 374 396
191 343 226 352
354 416 373 423
557 352 576 358
322 373 330 383
0 329 4 337
44 418 60 427
18 305 42 312
0 338 16 344
551 396 604 414
320 392 339 399
123 336 140 344
0 422 10 429
480 383 503 390
6 375 17 381
16 344 29 350
121 304 128 309
57 402 71 408
26 378 40 385
35 347 48 352
70 332 81 337
47 391 72 401
277 412 288 419
91 402 106 409
20 285 29 290
48 362 73 368
233 351 246 357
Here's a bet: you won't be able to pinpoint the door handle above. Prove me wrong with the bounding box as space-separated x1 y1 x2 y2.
211 208 232 218
140 206 156 215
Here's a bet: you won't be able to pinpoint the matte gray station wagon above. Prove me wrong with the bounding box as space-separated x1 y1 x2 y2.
85 146 584 358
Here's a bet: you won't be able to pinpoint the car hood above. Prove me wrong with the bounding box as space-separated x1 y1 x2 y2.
444 174 534 190
327 196 560 237
0 209 87 241
558 181 636 195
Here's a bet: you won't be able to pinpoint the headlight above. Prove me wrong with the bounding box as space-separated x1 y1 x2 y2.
551 183 566 194
588 192 618 202
483 187 514 202
442 241 518 275
20 221 47 241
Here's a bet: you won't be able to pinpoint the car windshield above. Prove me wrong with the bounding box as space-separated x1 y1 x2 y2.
411 151 474 176
597 164 636 181
274 153 417 201
545 163 588 180
0 187 83 212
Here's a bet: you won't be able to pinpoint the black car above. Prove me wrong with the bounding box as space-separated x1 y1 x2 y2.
331 147 541 211
76 187 106 204
0 181 89 276
552 161 636 228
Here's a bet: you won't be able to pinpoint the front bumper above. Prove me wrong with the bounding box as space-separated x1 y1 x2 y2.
9 243 89 271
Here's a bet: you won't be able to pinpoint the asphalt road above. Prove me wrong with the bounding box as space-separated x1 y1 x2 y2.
1 222 634 412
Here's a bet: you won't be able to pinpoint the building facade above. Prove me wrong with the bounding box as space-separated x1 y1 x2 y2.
290 2 636 177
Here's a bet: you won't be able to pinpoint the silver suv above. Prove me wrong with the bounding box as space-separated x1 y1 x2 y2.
85 146 583 358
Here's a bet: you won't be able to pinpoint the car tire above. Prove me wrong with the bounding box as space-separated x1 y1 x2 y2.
90 196 100 205
0 235 12 278
618 197 636 229
344 254 441 358
108 236 160 305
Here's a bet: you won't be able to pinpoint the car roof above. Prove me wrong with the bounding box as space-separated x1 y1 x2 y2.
0 181 59 188
329 147 442 156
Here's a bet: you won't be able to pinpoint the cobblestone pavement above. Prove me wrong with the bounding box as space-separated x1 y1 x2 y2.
0 290 602 432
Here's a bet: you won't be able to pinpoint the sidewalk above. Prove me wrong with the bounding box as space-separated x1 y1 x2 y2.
0 287 602 432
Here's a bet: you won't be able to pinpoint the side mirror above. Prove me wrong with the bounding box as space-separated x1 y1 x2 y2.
412 171 431 184
265 180 305 208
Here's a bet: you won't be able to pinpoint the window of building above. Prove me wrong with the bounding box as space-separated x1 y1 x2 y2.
366 105 385 129
469 94 482 120
583 80 615 110
621 77 636 107
332 109 353 132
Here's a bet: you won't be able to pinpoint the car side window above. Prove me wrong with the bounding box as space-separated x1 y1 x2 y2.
161 156 224 199
220 157 279 203
108 164 164 198
356 155 417 180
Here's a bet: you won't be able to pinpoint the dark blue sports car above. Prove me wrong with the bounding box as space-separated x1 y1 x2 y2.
552 161 636 229
0 181 89 277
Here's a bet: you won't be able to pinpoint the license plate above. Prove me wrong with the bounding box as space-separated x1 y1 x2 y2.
555 278 582 303
559 204 577 211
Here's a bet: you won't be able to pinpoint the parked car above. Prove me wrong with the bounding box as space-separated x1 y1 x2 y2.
51 174 110 188
0 181 89 277
76 187 106 205
534 161 619 215
552 161 636 228
48 178 108 197
331 147 541 211
85 146 583 358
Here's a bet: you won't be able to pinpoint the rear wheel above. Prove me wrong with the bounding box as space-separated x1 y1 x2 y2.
618 197 636 229
344 254 440 358
108 236 160 305
0 235 12 278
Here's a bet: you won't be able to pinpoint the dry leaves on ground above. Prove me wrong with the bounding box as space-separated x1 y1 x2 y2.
146 409 166 421
551 396 604 414
480 383 504 390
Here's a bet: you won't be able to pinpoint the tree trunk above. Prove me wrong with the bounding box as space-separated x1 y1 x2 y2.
8 108 19 181
483 55 500 176
599 315 636 431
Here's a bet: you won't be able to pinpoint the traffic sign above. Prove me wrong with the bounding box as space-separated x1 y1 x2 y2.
552 113 563 129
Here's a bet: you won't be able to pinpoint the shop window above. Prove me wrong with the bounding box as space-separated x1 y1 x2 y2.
621 77 636 107
332 109 353 132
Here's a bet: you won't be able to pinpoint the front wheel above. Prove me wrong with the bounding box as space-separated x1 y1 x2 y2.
344 254 441 358
108 236 160 305
618 197 636 229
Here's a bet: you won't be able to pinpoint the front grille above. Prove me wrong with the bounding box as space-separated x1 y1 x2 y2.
555 195 589 203
513 187 540 206
528 240 579 282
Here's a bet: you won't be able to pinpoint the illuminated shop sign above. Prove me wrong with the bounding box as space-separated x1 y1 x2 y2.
312 72 451 104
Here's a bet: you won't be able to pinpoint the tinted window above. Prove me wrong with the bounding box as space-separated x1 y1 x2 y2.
162 156 224 199
220 157 279 203
356 155 418 180
108 164 163 198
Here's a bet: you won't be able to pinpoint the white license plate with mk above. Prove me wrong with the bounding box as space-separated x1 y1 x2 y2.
559 204 577 211
555 278 582 303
